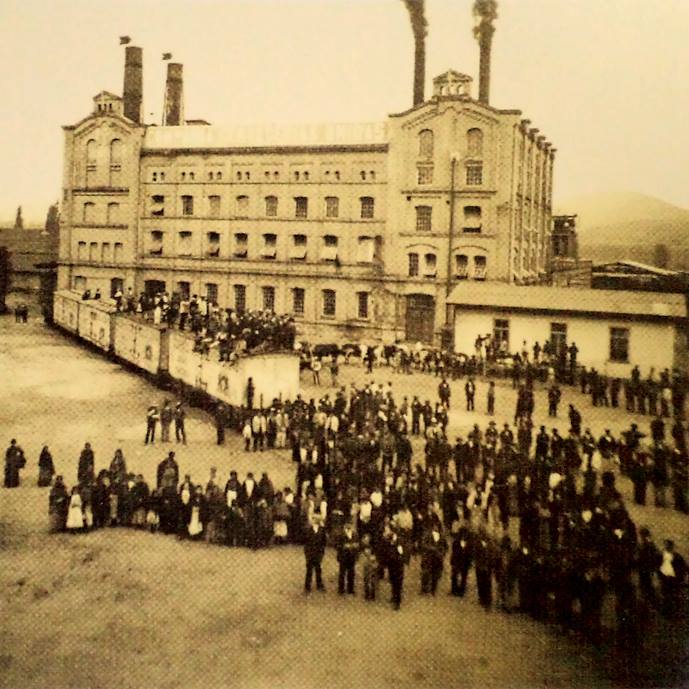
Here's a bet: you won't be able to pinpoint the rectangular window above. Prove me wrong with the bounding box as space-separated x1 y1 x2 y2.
206 283 218 304
292 287 305 315
356 236 375 263
234 284 246 313
262 286 275 312
423 253 437 277
325 196 339 218
550 322 567 358
106 202 120 225
151 195 165 217
463 206 482 233
208 195 221 218
77 241 86 261
149 231 163 255
73 276 86 291
265 196 278 217
408 252 419 277
83 202 96 223
494 318 510 349
322 235 338 262
416 205 432 232
360 196 374 219
295 196 308 218
101 242 112 263
233 233 248 258
610 327 630 363
261 233 277 259
290 234 307 261
236 195 249 217
466 163 483 186
357 292 369 319
178 231 192 256
89 242 98 262
177 281 191 300
181 195 194 216
206 231 220 257
322 289 336 318
455 254 468 279
473 255 487 280
417 166 433 185
114 242 123 262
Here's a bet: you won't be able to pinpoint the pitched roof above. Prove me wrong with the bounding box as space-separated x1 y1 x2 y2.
593 260 679 277
447 282 687 320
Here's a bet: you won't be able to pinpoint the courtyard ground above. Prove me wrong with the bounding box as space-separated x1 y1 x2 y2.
1 308 688 689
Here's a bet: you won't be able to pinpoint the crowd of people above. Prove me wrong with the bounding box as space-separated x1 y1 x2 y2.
8 367 680 645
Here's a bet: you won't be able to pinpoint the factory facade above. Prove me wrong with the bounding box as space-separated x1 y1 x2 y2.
58 51 555 345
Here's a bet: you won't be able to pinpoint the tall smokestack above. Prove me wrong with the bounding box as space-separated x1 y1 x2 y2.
473 0 498 105
163 63 184 126
402 0 428 106
123 45 143 123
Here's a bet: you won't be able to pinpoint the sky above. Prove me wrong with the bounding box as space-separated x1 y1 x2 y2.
1 0 689 225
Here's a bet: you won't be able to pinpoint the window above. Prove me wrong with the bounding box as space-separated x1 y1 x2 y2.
261 233 277 259
265 195 278 217
322 289 336 318
236 171 242 181
77 241 86 260
106 202 120 225
181 172 186 181
233 233 248 258
114 242 123 262
423 253 437 277
160 171 165 181
455 254 468 279
294 171 300 181
467 128 484 157
360 196 374 219
417 166 433 185
370 171 376 181
292 287 305 315
473 255 487 280
295 196 308 218
357 292 369 319
610 327 630 363
153 172 158 182
208 172 213 181
494 319 509 348
273 171 279 180
216 171 222 181
181 195 194 216
101 242 112 263
234 284 246 313
236 195 249 217
290 234 307 261
466 163 483 186
265 171 270 180
206 232 221 257
418 129 434 159
325 196 339 219
416 205 432 232
322 235 338 262
208 195 221 218
550 323 568 358
73 276 86 291
189 172 195 181
304 171 309 181
109 138 122 166
177 281 191 300
206 283 218 304
110 277 124 299
244 171 250 181
151 195 165 216
178 231 192 256
356 236 375 263
262 286 275 312
83 202 96 223
89 242 98 262
86 139 97 165
463 206 482 233
408 252 419 277
149 231 163 255
334 170 340 181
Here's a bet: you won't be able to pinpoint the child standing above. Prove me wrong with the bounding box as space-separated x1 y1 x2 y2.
66 486 85 532
361 534 378 601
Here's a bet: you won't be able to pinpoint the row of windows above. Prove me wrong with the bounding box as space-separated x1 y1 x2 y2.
407 252 487 280
147 194 376 220
81 201 123 225
148 167 379 184
417 128 484 160
493 320 630 364
147 231 379 263
75 241 124 263
414 162 483 187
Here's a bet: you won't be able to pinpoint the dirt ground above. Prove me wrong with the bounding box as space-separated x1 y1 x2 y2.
1 307 688 689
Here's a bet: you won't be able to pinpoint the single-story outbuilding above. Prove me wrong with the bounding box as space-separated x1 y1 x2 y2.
447 282 689 378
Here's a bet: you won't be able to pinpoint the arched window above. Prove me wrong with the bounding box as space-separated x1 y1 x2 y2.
110 139 122 165
86 139 97 164
467 128 483 157
265 195 278 217
83 202 96 223
106 202 120 225
418 129 434 159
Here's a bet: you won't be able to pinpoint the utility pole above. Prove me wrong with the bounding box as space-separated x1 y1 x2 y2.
443 153 459 350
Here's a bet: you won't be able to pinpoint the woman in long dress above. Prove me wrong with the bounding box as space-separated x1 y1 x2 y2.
187 487 204 539
66 487 85 532
48 476 69 532
37 446 55 487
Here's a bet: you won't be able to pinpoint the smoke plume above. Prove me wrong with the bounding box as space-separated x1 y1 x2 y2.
473 0 498 39
401 0 428 106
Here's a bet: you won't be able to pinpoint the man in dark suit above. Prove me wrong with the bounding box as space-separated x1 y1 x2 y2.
336 522 359 595
387 532 406 610
304 515 327 593
450 526 473 596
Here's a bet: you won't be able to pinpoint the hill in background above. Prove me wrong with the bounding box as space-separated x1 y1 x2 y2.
556 192 689 269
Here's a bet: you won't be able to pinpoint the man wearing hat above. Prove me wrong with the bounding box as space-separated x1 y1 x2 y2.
336 522 359 595
304 513 327 593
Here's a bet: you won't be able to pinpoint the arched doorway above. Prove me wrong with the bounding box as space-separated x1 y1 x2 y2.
405 294 435 343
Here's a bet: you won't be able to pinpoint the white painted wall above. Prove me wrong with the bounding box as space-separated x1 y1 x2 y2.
454 308 677 377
